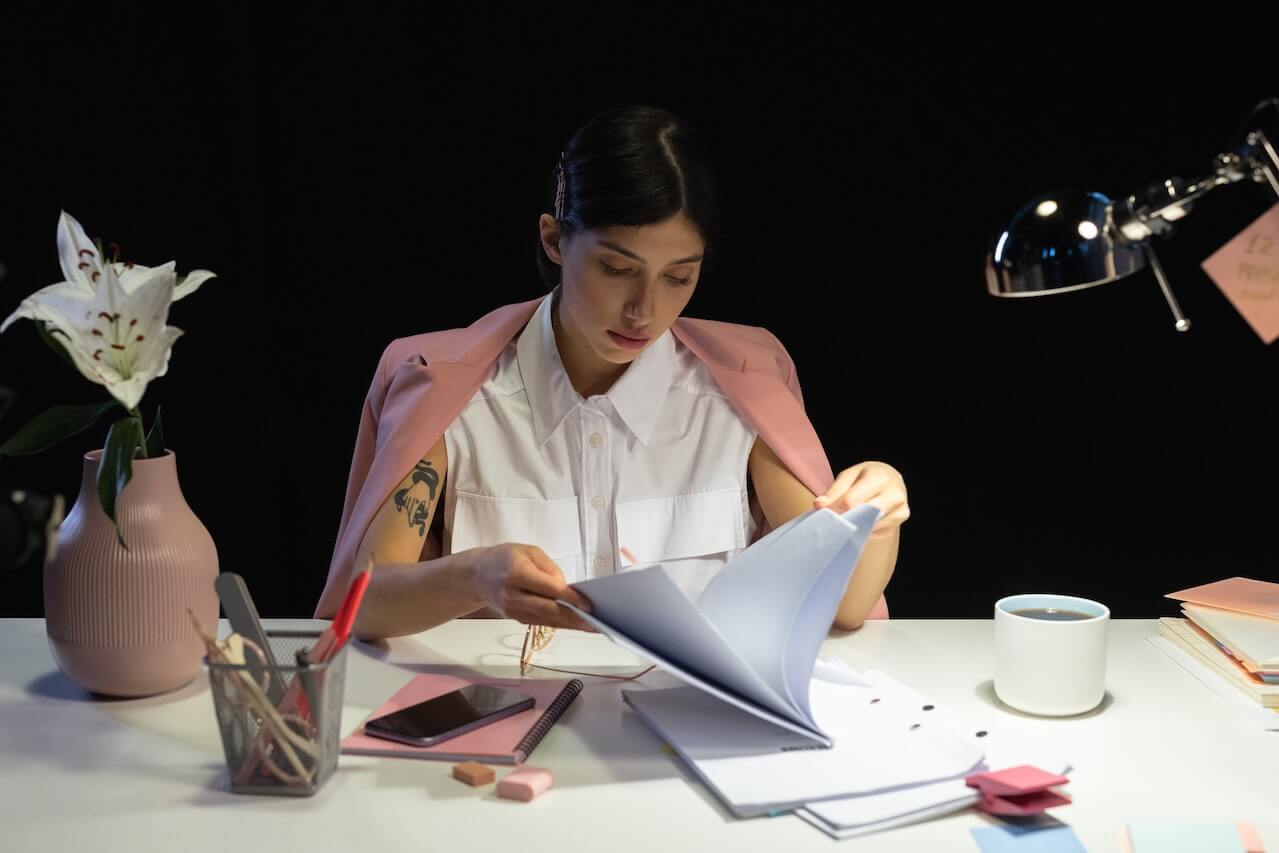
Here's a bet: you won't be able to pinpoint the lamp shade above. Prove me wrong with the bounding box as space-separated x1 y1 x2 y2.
986 191 1146 297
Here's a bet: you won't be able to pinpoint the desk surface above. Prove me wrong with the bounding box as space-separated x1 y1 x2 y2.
2 618 1276 852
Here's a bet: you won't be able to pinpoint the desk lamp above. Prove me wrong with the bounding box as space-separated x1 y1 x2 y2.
985 98 1279 331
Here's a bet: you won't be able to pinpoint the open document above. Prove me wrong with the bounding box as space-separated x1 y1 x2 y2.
557 504 880 746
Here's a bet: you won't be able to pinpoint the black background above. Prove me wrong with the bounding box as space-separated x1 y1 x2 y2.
1 5 1275 619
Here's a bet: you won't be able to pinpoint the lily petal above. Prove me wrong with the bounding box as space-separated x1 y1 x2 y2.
113 260 176 297
173 269 217 301
130 325 184 384
55 211 101 294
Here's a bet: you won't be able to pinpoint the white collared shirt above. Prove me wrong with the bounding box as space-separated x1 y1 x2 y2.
441 285 759 601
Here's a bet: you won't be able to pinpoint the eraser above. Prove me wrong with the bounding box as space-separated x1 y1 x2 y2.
496 766 554 802
452 761 495 786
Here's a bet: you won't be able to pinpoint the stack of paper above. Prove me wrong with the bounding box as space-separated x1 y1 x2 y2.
1162 577 1279 708
624 662 1072 838
562 505 1073 839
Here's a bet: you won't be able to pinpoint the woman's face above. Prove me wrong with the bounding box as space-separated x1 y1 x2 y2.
539 211 705 366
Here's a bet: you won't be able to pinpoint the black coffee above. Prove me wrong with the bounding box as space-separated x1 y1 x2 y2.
1010 607 1094 621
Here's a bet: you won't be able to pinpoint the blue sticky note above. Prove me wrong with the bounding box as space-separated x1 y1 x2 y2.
1127 821 1244 853
970 822 1087 853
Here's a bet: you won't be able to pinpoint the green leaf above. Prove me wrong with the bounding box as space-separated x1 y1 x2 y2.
98 416 143 550
144 405 165 456
0 401 121 457
36 322 76 369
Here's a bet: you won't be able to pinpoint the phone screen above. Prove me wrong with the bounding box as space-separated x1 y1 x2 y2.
364 684 535 746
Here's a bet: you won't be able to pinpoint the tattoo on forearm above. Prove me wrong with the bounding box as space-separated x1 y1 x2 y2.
394 460 440 536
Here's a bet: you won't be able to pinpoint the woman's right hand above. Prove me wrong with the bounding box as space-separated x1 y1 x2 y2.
470 543 596 631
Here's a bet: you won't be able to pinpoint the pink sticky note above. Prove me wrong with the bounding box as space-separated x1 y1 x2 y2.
966 765 1071 796
977 789 1073 816
1237 821 1266 853
1201 203 1279 344
1166 577 1279 620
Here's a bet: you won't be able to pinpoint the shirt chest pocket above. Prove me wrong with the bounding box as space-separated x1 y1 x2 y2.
614 486 747 567
449 490 585 580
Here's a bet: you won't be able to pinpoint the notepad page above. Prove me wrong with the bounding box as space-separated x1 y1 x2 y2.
563 570 799 731
697 504 879 723
1182 603 1279 668
623 676 984 815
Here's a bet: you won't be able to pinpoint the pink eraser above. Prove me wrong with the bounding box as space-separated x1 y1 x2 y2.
496 766 554 802
965 764 1070 796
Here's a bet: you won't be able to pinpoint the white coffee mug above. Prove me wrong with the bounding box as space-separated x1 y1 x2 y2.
993 593 1110 716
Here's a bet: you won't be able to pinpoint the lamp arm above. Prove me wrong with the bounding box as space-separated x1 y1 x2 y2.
1115 129 1279 242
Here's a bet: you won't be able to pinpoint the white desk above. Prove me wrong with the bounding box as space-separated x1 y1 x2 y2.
2 618 1275 851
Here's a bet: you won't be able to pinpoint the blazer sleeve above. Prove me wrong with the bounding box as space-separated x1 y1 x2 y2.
313 341 396 619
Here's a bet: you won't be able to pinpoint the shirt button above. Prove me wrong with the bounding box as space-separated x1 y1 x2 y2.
590 495 606 510
593 555 607 570
589 432 604 448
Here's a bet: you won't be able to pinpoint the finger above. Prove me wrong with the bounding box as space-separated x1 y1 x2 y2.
873 503 911 529
869 504 911 536
506 592 596 631
814 464 865 505
524 546 569 582
554 600 598 632
831 476 893 513
513 557 593 613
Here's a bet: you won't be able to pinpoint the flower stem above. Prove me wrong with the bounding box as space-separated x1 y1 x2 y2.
129 407 149 459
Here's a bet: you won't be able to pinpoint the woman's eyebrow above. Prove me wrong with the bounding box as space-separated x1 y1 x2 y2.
597 240 703 266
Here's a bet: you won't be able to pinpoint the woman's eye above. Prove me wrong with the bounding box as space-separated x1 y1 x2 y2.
600 260 692 286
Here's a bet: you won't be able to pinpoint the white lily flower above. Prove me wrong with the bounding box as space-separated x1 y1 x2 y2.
3 252 183 412
24 209 217 303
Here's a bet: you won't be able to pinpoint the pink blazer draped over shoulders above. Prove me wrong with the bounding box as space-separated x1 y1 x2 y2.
314 294 890 623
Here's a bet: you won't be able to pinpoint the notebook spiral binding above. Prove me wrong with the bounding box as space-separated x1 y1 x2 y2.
514 678 584 761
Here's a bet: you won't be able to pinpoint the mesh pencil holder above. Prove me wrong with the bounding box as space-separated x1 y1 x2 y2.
204 629 348 796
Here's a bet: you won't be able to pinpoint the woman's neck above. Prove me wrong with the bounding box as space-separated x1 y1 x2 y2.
550 287 628 399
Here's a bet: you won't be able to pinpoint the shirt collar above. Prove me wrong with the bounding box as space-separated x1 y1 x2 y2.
517 285 674 448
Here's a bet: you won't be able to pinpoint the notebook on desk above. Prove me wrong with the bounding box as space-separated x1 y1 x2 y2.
340 674 583 765
1158 618 1279 707
1180 603 1279 673
558 504 880 748
621 667 997 818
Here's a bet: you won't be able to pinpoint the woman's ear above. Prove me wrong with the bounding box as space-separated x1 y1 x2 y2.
538 214 564 266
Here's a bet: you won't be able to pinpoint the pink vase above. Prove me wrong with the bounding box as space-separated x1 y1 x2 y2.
44 448 220 697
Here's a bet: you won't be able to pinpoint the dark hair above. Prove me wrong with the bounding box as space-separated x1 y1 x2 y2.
536 105 721 291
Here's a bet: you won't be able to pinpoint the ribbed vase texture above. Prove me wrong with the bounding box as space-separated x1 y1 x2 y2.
44 449 219 697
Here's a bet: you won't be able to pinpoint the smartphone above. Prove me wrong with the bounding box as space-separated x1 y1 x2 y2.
363 684 535 747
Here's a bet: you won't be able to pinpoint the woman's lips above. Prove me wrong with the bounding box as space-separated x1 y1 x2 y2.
607 329 650 349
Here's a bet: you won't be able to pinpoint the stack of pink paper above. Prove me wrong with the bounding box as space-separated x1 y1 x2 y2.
1161 577 1279 708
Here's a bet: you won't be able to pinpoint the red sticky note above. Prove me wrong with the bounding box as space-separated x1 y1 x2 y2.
978 789 1073 816
1201 202 1279 344
966 765 1070 796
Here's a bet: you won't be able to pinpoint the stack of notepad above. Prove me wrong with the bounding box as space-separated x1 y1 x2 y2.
1161 577 1279 709
561 504 1073 838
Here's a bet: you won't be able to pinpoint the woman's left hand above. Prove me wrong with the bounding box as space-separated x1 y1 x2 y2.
813 461 910 539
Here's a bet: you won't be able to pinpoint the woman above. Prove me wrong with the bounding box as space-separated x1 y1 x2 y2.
314 105 908 640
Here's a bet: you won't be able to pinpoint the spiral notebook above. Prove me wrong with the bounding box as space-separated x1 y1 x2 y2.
340 674 583 765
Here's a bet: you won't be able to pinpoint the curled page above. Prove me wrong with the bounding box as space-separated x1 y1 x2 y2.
560 503 879 745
